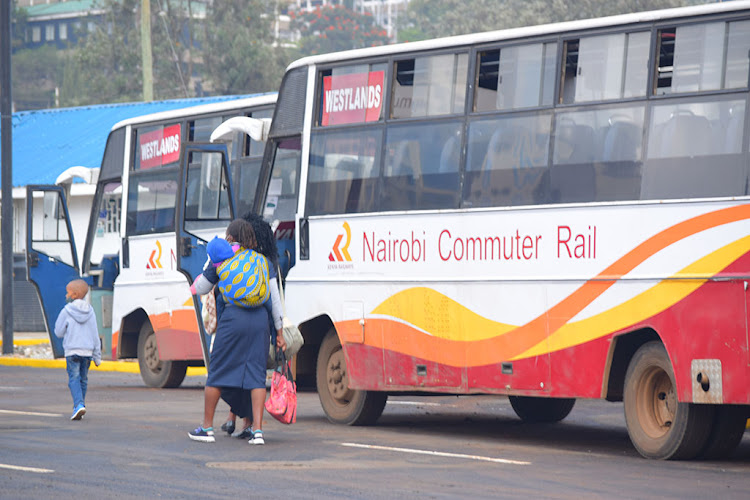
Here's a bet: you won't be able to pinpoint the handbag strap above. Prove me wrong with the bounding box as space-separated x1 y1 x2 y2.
274 346 294 383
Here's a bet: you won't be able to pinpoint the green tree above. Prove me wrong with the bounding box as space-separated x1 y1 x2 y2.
201 0 292 95
60 0 199 106
291 4 391 57
12 46 64 110
399 0 712 40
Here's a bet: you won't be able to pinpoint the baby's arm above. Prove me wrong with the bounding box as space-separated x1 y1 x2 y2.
190 274 214 296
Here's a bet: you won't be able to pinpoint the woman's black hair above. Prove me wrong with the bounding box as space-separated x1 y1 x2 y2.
242 211 278 269
225 219 256 251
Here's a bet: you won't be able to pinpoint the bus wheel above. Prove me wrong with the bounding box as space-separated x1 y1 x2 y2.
137 323 187 389
508 396 575 423
699 405 749 459
316 330 387 426
624 341 713 460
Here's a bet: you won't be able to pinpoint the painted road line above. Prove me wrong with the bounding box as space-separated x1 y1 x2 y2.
0 463 54 474
341 442 530 465
0 409 60 417
387 401 442 406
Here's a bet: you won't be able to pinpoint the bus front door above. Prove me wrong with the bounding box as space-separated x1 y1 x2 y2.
176 144 234 370
25 186 81 358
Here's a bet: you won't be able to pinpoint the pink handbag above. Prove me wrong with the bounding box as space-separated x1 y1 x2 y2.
264 352 297 424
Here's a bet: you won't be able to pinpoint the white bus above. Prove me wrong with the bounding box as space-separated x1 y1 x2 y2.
245 2 750 459
27 93 277 388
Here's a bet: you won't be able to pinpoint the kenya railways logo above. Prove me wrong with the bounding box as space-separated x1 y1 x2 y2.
147 240 163 269
329 222 352 262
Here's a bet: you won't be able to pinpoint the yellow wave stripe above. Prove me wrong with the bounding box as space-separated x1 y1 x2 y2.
371 286 516 341
517 233 750 359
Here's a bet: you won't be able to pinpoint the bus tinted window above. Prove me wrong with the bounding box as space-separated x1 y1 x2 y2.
553 106 645 202
656 21 750 95
264 137 301 222
382 121 462 210
391 53 468 118
184 151 231 224
307 129 382 215
126 170 178 235
643 98 747 199
189 116 223 141
318 63 387 126
464 113 552 208
134 123 182 171
475 42 556 111
562 32 648 103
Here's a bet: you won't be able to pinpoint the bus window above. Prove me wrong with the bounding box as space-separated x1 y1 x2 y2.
32 191 76 268
317 63 387 126
552 106 645 202
134 123 182 170
562 32 648 104
391 53 468 118
656 20 750 95
264 137 301 223
306 129 381 215
382 121 462 210
184 150 232 227
475 42 556 112
126 170 179 235
89 181 122 267
189 116 223 142
464 113 551 207
643 98 747 199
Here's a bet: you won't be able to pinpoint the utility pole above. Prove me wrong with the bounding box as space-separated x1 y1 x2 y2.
141 0 154 101
1 0 15 353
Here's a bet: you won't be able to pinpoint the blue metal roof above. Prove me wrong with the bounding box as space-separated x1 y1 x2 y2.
0 95 256 187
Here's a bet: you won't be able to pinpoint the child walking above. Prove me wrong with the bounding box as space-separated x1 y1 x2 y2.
54 279 101 420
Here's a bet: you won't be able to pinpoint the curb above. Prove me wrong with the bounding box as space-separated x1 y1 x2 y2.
0 339 50 347
0 356 207 376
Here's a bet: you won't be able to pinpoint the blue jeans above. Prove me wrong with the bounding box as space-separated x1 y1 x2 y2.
65 355 91 409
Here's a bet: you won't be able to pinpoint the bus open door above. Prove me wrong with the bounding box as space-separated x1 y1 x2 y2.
175 143 235 371
25 186 81 358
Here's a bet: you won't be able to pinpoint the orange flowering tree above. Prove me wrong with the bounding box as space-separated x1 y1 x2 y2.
291 4 390 56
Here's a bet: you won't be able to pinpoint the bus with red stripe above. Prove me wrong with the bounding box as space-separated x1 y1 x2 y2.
254 2 750 459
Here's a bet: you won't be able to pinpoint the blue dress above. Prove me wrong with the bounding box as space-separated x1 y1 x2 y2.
203 262 274 393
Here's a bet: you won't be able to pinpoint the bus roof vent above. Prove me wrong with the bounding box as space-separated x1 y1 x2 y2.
269 67 307 139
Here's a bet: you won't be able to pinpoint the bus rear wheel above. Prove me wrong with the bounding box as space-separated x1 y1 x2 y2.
316 330 386 426
623 341 713 460
508 396 575 423
137 323 187 389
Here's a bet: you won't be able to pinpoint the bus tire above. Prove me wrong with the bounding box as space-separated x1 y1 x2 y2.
508 396 575 423
137 323 187 389
316 330 387 426
623 341 713 460
698 405 749 460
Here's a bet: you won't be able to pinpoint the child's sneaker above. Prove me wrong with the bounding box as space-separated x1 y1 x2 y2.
188 426 215 443
70 405 86 421
220 420 236 436
249 429 264 445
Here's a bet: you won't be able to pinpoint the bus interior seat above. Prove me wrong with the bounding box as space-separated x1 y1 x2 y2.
550 123 595 203
655 111 712 158
384 140 423 209
598 119 643 199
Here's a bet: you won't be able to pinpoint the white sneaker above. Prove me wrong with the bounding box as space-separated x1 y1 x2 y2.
249 430 264 445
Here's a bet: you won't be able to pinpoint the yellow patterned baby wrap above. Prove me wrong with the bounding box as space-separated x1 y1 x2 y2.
216 247 270 308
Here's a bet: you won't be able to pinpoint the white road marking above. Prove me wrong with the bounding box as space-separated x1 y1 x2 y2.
341 442 530 465
387 401 442 406
0 409 61 417
0 463 54 474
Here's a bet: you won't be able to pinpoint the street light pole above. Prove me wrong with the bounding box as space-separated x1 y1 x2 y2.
142 0 154 101
1 0 15 353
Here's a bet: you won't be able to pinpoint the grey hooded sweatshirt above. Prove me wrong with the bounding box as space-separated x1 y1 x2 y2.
54 299 102 365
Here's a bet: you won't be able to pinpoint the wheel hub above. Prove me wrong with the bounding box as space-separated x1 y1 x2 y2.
639 367 675 438
144 334 162 372
327 349 354 403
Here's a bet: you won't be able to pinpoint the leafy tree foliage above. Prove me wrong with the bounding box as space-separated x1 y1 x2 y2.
12 46 63 110
399 0 712 40
291 4 390 57
201 0 292 95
